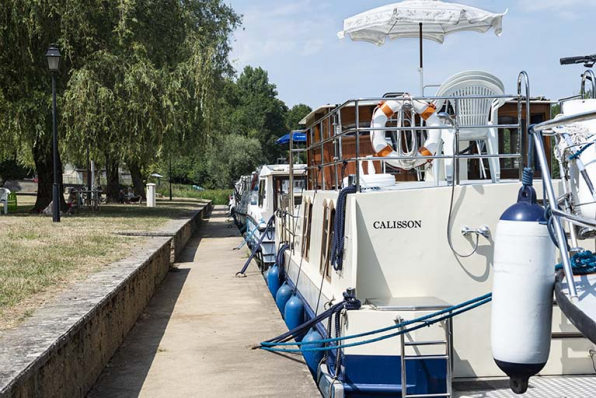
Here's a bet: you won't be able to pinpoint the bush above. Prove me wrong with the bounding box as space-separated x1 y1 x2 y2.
157 184 230 205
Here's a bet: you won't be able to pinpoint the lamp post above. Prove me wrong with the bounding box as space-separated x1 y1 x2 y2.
46 44 61 222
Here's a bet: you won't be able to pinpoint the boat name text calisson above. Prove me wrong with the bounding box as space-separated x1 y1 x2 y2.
373 220 422 230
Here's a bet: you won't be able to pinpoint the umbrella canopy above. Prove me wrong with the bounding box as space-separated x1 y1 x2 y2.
338 0 506 92
338 0 506 46
276 131 307 145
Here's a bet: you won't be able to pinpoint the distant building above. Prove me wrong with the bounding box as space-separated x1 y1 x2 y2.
63 164 133 187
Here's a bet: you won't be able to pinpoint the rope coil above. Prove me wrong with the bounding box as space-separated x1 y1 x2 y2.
556 250 596 275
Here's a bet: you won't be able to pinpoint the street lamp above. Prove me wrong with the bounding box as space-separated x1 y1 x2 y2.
46 44 61 222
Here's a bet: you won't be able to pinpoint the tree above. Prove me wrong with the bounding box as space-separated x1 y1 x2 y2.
61 0 240 201
1 0 240 206
0 0 101 210
286 104 312 131
204 134 263 189
227 66 289 163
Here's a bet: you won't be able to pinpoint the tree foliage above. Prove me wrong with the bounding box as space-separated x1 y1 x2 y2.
0 0 240 204
287 104 312 131
161 68 313 189
225 66 289 162
1 0 316 197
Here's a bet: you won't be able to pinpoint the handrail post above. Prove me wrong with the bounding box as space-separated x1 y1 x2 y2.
518 71 531 181
289 131 294 249
454 97 460 185
320 121 325 190
355 100 360 191
581 70 596 99
309 127 314 190
332 113 339 190
337 107 344 191
531 127 578 300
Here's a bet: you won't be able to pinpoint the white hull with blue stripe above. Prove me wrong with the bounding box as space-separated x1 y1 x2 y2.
243 164 305 269
260 85 596 397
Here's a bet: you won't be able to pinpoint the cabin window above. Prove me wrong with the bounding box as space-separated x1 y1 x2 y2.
301 200 309 257
301 201 313 261
258 180 266 208
320 203 329 274
273 176 305 213
326 208 335 280
320 205 335 280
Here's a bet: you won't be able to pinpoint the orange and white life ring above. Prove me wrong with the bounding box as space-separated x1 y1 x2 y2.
370 96 446 170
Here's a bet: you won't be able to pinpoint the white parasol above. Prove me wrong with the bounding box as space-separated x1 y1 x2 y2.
338 0 507 93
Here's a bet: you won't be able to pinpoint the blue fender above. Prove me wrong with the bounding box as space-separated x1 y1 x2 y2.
301 328 324 374
275 283 292 315
267 265 281 297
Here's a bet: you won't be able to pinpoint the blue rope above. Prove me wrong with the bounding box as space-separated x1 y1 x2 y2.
257 290 361 346
556 250 596 275
522 167 534 187
569 142 595 161
261 296 492 353
260 293 491 348
236 215 276 276
330 185 358 271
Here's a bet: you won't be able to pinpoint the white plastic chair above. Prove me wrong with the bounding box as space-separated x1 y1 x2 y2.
434 72 506 183
0 188 10 215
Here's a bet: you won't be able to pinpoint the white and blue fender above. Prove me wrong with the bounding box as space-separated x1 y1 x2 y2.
491 182 556 394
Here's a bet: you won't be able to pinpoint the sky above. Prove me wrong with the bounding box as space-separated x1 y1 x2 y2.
228 0 596 109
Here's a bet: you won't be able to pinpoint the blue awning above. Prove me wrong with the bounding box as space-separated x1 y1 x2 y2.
276 131 307 145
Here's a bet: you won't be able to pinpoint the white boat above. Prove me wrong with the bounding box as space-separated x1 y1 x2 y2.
244 163 306 268
231 174 254 230
260 70 596 397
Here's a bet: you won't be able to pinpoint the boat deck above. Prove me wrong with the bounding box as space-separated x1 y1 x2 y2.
88 206 319 398
454 375 596 397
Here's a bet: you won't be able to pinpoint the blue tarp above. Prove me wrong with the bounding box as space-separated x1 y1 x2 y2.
276 131 307 145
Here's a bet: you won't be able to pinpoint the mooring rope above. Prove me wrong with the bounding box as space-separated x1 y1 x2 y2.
330 185 358 271
257 293 491 353
235 215 275 277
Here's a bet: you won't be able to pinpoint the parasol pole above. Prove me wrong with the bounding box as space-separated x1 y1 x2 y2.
419 22 424 95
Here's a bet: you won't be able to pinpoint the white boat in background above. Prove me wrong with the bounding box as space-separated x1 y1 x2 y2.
243 163 306 268
231 173 254 231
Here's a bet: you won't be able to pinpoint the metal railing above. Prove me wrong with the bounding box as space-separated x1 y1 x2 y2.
530 109 596 299
289 71 532 193
581 70 596 99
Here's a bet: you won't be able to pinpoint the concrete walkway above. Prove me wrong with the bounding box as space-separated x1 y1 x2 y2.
89 206 320 398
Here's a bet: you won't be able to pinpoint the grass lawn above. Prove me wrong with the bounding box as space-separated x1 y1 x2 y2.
0 195 207 330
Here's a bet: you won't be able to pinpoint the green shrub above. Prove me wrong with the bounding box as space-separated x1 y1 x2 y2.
157 184 230 205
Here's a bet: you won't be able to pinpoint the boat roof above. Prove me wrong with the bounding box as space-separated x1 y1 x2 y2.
299 100 380 126
299 105 336 126
259 164 307 177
